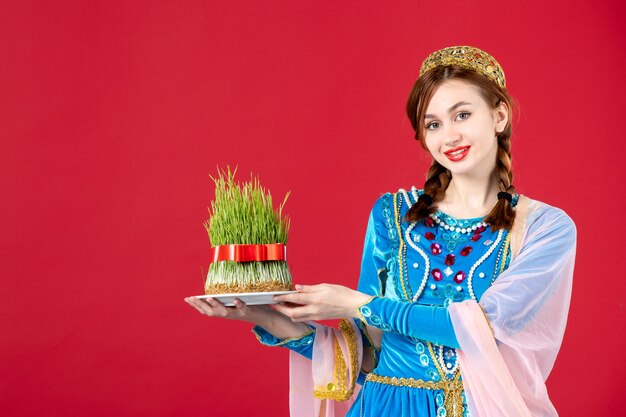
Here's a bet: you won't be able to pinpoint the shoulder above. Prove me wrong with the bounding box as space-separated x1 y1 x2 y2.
369 186 421 215
370 187 422 227
520 195 577 238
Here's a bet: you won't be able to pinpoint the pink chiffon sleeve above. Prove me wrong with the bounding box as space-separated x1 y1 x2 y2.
289 319 363 417
449 197 577 417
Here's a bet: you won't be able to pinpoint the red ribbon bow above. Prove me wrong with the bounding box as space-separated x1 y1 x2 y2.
210 243 287 263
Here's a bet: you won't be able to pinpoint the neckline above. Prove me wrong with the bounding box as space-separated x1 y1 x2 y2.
434 209 486 223
414 189 519 222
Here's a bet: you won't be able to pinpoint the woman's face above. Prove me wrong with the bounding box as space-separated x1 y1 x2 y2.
422 79 508 178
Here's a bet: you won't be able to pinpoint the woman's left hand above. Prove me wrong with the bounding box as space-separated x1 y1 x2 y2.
273 283 372 322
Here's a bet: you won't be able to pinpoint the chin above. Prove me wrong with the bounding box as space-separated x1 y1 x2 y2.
439 153 492 177
438 158 470 172
442 162 479 177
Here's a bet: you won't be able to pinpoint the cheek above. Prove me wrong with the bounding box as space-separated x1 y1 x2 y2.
424 142 438 159
423 133 441 153
424 136 449 164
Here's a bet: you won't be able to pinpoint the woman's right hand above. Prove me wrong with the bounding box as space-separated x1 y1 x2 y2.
184 297 273 326
184 297 313 339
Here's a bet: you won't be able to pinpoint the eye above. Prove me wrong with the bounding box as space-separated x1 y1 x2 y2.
426 121 440 130
456 111 471 121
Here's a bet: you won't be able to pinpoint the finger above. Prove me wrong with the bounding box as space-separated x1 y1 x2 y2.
191 303 210 315
206 297 230 317
273 292 313 305
187 297 215 315
206 297 226 307
296 283 328 292
233 299 248 314
273 303 315 322
185 298 205 314
186 297 204 308
272 303 293 317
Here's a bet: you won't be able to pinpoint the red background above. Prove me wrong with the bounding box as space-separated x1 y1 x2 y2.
2 1 625 416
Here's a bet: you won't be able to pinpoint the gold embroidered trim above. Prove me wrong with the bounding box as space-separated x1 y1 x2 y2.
366 373 465 417
393 193 411 301
426 341 460 380
366 372 461 389
425 342 464 417
355 296 376 323
335 336 347 389
342 318 360 394
499 232 511 275
313 319 360 401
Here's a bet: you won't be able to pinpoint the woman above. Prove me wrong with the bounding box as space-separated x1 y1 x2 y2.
185 45 577 417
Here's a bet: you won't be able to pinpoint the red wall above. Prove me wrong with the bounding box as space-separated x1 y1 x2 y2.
2 1 624 416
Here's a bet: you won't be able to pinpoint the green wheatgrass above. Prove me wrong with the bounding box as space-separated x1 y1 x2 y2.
204 167 292 293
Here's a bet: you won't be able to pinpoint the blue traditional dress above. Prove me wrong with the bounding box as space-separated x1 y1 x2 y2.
253 187 556 417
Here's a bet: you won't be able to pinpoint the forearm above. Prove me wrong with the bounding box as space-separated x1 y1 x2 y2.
357 296 460 348
254 308 312 340
252 311 317 360
251 307 315 358
253 315 380 367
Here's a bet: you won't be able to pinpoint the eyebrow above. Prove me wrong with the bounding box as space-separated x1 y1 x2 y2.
424 101 472 119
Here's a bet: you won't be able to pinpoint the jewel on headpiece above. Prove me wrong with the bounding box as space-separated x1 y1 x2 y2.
419 46 506 89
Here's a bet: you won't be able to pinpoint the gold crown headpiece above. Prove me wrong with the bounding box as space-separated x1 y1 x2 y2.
419 45 506 89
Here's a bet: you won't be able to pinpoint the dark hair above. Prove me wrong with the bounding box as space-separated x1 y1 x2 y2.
404 65 516 230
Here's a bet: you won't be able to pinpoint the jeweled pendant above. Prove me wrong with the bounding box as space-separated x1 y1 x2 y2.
454 271 466 284
425 232 435 241
431 242 442 255
425 217 435 228
431 268 443 281
445 253 456 266
475 225 487 234
460 246 473 256
470 234 482 242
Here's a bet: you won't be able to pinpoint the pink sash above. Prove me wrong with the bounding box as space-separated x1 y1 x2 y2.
289 319 363 417
449 196 576 416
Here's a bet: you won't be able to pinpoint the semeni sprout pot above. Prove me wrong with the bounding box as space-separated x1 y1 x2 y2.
204 167 293 294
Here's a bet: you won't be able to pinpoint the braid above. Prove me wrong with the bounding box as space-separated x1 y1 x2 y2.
484 135 516 230
405 160 451 223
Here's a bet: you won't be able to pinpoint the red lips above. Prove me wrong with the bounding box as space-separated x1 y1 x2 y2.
444 146 470 162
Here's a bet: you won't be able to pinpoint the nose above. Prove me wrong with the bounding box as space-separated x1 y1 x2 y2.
443 123 462 147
